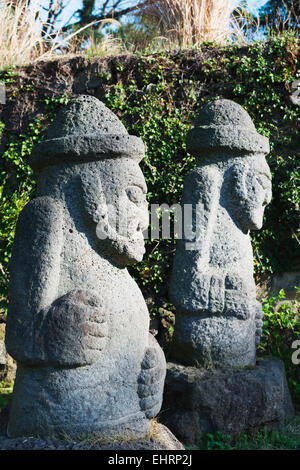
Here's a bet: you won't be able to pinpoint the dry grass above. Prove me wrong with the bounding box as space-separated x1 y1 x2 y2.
79 19 128 59
138 0 259 47
0 0 260 68
0 0 99 69
85 33 127 59
0 0 43 68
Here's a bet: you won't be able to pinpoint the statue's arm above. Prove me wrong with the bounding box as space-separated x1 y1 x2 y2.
5 196 63 364
6 197 107 367
170 167 225 314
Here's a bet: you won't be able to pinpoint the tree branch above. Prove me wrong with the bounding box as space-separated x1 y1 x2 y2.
61 0 156 32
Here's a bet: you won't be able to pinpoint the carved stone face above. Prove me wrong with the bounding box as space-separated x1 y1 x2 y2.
228 157 272 231
81 158 149 266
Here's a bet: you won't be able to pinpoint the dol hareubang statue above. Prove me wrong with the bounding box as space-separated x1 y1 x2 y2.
162 100 293 444
169 99 272 368
5 96 166 438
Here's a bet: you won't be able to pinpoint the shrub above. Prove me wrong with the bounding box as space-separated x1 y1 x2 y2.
0 380 13 412
192 422 300 450
259 287 300 407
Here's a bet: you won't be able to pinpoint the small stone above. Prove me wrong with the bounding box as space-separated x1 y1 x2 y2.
161 358 294 445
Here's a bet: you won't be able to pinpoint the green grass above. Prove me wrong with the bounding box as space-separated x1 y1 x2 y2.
0 380 13 411
188 416 300 450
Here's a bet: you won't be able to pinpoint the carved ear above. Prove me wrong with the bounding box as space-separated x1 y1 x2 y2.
80 172 108 224
185 166 222 259
169 166 222 314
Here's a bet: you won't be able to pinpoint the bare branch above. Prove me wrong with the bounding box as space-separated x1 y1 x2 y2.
61 0 156 32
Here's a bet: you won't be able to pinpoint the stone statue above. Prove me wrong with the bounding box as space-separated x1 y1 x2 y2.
161 100 292 444
5 95 166 439
169 99 272 368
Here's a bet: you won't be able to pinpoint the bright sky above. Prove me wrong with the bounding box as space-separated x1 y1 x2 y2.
40 0 270 28
247 0 269 13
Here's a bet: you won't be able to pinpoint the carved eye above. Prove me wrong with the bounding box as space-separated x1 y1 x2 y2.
126 186 145 205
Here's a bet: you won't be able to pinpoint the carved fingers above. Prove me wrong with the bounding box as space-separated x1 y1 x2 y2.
192 273 225 314
192 272 255 320
138 334 166 419
208 274 225 313
45 289 107 367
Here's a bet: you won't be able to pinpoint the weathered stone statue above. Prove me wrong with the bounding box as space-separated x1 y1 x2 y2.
5 95 166 439
162 99 293 444
169 99 272 367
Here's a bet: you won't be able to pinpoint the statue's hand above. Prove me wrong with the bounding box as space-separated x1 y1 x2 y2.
138 333 166 419
180 272 225 314
45 290 107 367
224 274 254 320
207 273 225 314
191 272 253 319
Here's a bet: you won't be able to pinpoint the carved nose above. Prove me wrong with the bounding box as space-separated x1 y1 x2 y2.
138 210 149 233
138 220 148 233
263 190 272 206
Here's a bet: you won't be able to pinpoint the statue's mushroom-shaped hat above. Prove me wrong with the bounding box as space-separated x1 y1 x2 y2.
187 99 269 157
30 95 145 170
